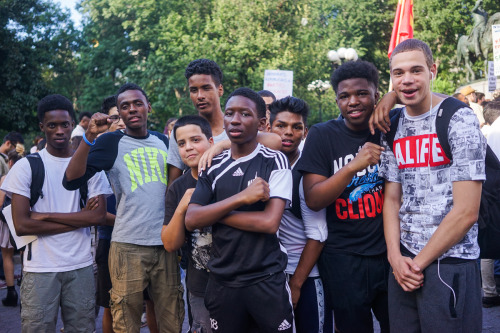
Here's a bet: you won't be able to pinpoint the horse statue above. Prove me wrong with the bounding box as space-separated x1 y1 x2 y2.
457 12 500 82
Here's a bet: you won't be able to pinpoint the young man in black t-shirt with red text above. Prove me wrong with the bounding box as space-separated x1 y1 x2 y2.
297 61 390 333
186 87 294 333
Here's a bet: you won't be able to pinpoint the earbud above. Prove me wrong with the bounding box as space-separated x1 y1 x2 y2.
431 72 435 80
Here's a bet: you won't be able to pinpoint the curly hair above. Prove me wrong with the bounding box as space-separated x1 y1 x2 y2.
226 87 266 119
330 60 379 94
185 59 223 86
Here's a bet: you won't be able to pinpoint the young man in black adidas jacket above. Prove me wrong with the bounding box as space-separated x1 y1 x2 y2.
379 39 486 332
186 88 294 332
0 94 112 332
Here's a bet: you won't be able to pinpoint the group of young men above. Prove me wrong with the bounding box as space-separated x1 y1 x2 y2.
0 38 487 333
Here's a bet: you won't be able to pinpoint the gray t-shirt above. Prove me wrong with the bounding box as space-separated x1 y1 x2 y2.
63 130 169 246
167 129 228 170
379 102 486 260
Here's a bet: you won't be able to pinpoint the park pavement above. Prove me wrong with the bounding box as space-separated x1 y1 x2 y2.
1 254 500 332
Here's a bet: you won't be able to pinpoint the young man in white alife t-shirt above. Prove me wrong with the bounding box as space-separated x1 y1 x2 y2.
1 94 112 333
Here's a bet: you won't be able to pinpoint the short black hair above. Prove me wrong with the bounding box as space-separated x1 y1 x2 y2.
331 60 379 94
269 96 309 127
37 94 75 123
101 95 117 114
257 90 276 102
79 112 92 122
484 101 500 126
185 59 223 86
226 87 266 119
3 132 24 145
115 83 149 104
173 115 213 142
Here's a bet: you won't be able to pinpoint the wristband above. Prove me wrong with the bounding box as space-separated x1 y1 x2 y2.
83 134 96 146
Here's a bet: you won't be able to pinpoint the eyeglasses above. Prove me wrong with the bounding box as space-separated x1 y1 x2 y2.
108 115 120 123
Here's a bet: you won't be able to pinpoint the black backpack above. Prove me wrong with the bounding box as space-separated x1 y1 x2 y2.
4 153 88 259
385 97 500 259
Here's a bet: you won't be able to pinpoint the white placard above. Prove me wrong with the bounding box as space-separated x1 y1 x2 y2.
263 70 293 100
493 25 500 76
488 61 497 92
2 205 37 248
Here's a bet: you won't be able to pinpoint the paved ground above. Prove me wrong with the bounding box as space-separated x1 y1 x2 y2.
1 254 500 332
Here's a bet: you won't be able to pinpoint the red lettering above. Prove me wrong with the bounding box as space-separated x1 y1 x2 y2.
358 198 365 218
393 134 450 169
348 200 359 219
375 191 384 214
364 194 376 217
336 198 348 219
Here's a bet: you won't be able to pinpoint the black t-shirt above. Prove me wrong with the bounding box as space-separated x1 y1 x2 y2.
163 171 210 297
190 144 292 287
296 119 386 256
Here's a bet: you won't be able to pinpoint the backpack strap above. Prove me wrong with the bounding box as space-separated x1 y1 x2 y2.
434 97 470 160
26 153 45 208
385 107 404 151
25 153 46 261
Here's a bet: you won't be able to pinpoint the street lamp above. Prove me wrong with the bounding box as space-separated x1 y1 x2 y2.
327 47 358 70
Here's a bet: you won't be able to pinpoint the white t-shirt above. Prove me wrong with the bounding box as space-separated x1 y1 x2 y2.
71 124 85 138
0 149 112 272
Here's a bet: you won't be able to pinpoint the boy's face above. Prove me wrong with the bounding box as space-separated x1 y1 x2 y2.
224 95 265 145
39 110 74 152
108 106 126 132
188 74 223 117
270 111 306 156
390 50 436 111
176 124 213 169
336 78 379 132
117 89 151 131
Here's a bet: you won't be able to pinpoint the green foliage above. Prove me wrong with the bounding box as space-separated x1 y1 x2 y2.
4 0 500 136
0 0 79 133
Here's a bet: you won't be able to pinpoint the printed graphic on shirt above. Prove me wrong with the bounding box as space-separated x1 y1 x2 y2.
123 146 168 191
190 227 212 271
393 134 451 168
379 105 486 259
333 150 383 221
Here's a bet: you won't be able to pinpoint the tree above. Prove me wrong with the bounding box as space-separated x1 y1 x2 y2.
0 0 80 133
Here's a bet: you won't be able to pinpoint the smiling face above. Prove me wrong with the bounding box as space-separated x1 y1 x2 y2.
117 89 151 136
270 111 306 157
188 74 223 118
176 124 213 169
390 50 436 116
39 110 74 157
336 78 379 132
224 95 265 146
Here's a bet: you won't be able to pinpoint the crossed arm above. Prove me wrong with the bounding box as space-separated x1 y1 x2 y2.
11 193 107 236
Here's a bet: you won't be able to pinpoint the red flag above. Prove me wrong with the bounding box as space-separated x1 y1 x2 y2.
388 0 414 58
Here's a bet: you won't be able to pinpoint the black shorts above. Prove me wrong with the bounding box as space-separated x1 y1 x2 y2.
96 238 112 308
319 252 390 333
204 272 294 333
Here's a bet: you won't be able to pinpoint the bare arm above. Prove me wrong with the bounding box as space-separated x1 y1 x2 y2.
167 165 184 186
185 177 270 231
369 92 450 135
383 181 423 291
199 133 282 171
162 188 194 252
289 239 324 309
30 194 107 227
11 194 77 236
219 198 285 234
256 132 282 150
303 143 383 211
413 180 481 271
65 113 110 181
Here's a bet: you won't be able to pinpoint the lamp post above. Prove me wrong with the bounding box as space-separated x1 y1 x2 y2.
307 80 331 123
327 47 358 72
